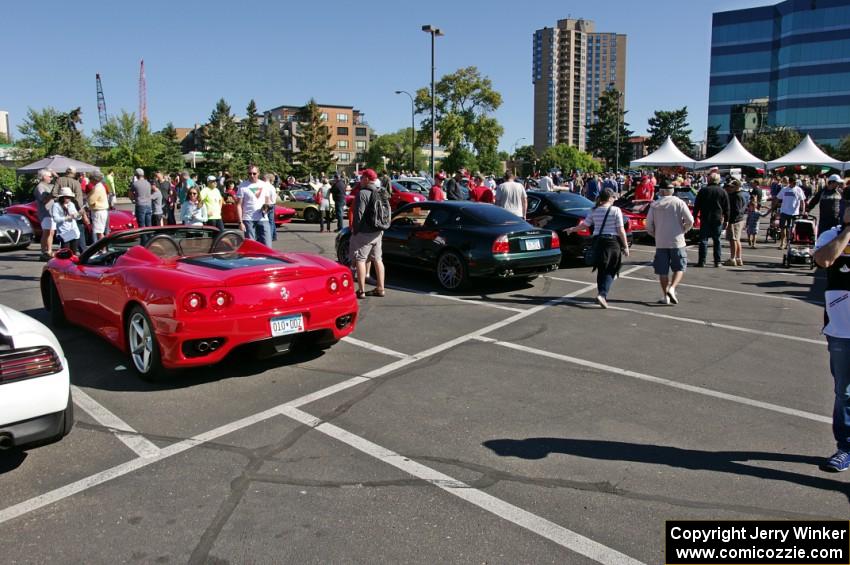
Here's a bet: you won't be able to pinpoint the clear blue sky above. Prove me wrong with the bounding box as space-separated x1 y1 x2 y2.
4 0 769 151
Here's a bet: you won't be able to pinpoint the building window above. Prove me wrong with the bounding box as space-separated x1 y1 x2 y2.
338 152 350 162
320 113 328 121
337 126 349 135
337 113 349 122
338 140 349 148
356 140 366 150
355 127 368 137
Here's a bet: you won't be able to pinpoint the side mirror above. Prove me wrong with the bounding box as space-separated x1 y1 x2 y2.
54 248 76 260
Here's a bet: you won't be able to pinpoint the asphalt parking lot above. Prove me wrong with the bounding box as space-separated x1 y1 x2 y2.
0 220 844 565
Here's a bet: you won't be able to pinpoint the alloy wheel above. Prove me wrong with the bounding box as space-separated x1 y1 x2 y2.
128 312 153 374
438 253 463 289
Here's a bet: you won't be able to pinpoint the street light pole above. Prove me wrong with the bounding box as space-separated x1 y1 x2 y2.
422 25 443 180
395 90 415 173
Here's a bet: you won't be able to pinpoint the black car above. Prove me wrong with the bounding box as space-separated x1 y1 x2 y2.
526 191 632 259
335 201 561 290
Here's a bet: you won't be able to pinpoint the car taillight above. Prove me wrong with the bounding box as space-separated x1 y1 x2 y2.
550 231 560 249
0 346 62 384
575 225 591 237
340 272 352 291
327 276 339 294
210 290 232 309
492 234 510 254
183 292 206 312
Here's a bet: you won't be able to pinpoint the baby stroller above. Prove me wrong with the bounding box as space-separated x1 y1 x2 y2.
781 214 817 268
764 208 781 243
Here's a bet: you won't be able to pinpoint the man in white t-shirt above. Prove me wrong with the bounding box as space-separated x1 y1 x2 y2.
537 172 554 192
495 171 527 218
236 165 275 246
774 177 806 249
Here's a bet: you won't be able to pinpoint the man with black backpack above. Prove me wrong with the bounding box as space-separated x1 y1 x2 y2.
350 169 389 298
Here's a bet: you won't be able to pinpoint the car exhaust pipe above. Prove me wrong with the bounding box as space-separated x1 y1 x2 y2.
208 339 221 351
0 433 14 450
197 341 210 353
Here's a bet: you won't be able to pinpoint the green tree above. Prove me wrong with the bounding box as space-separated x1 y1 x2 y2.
647 107 693 155
586 88 633 169
539 144 601 174
705 125 725 158
476 147 503 175
835 134 850 162
262 118 290 177
154 123 186 172
239 99 263 168
743 127 802 161
441 146 478 175
364 128 427 171
296 99 336 175
94 110 159 169
15 106 93 161
205 98 242 174
512 145 538 177
414 66 503 169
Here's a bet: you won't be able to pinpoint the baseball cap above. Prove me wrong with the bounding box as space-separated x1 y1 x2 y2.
135 168 144 176
207 175 218 181
829 174 842 183
360 168 378 181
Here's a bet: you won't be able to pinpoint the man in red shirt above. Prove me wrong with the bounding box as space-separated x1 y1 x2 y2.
635 175 654 200
429 173 446 201
469 175 494 203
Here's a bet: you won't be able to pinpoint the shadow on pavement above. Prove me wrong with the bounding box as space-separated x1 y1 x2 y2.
483 437 849 502
0 450 27 475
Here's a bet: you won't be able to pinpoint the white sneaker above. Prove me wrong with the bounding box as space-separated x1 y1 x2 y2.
596 295 608 309
658 293 670 305
667 287 678 304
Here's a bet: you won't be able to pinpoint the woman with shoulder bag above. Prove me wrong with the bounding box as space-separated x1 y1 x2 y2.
565 188 630 308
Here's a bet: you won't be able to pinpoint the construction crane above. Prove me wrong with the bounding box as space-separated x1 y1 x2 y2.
95 73 108 128
138 59 148 125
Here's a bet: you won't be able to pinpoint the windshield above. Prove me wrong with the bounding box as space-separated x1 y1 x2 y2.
392 183 410 192
462 205 525 225
547 192 594 213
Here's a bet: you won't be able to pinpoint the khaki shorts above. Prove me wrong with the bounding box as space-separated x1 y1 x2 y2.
726 220 745 242
350 231 383 263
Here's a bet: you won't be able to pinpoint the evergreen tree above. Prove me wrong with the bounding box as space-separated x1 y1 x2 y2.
586 88 632 169
296 99 336 175
206 98 241 174
155 123 186 172
646 107 693 155
263 118 290 177
239 99 263 169
705 125 725 158
835 134 850 162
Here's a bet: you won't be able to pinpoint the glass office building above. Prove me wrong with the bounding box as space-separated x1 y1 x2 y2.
708 0 850 147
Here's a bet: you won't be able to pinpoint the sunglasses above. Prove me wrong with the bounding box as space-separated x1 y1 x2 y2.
249 172 259 176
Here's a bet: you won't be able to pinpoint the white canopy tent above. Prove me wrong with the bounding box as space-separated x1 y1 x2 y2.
696 136 765 169
630 136 696 169
767 134 845 171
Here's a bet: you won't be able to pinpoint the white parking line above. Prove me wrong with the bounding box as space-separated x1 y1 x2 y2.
341 336 410 359
0 269 632 530
385 284 525 313
71 386 160 458
475 337 830 425
558 298 825 346
280 406 645 565
620 275 824 306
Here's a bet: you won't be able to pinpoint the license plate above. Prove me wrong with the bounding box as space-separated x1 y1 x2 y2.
524 239 542 251
270 314 304 337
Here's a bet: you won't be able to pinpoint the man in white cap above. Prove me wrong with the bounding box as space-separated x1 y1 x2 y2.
809 174 845 235
200 175 224 230
646 178 694 304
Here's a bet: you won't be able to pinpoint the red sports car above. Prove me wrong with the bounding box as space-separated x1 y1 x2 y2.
7 201 138 238
616 193 701 242
41 226 358 380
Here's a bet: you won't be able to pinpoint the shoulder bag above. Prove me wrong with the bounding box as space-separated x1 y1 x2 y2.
583 206 612 266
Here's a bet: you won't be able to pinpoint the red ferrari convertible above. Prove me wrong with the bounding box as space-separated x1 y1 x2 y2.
41 226 358 380
7 201 138 238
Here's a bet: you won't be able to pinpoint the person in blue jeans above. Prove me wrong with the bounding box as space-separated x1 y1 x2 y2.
693 173 729 267
814 205 850 472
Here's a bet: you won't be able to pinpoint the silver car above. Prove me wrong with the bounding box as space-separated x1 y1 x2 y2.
0 213 35 250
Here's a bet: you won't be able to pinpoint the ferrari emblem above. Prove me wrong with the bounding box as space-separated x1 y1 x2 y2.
280 286 290 301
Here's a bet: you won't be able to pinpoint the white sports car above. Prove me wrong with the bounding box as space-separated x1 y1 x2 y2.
0 213 34 251
0 305 73 450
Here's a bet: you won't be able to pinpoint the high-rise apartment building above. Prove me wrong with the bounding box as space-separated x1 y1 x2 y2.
532 19 627 155
585 33 627 130
708 0 850 146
